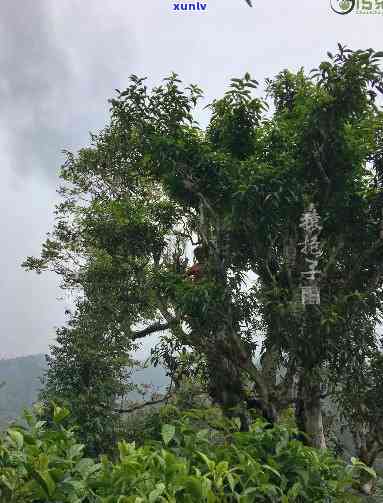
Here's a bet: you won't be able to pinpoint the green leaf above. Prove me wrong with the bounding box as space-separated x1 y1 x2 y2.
62 479 86 494
53 404 70 423
8 429 24 449
359 465 376 478
287 481 303 498
35 420 47 430
242 487 259 496
351 459 377 479
263 464 281 479
197 451 215 471
161 424 175 446
196 429 210 442
149 482 166 502
32 470 56 498
75 458 100 478
0 474 15 491
226 473 236 492
69 443 85 459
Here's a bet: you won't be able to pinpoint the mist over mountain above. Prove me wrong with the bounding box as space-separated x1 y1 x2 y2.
0 354 45 429
0 354 169 429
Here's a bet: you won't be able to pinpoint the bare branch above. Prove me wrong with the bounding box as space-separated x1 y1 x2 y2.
114 392 173 414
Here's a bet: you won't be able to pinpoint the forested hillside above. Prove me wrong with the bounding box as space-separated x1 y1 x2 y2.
0 354 45 429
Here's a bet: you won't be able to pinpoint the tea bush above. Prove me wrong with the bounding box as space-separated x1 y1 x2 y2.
0 405 372 502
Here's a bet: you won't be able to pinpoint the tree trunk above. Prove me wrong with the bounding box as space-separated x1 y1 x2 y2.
206 350 250 431
304 394 326 449
352 434 381 496
295 378 326 449
361 479 375 496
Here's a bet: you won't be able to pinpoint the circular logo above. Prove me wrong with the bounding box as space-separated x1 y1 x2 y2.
330 0 355 14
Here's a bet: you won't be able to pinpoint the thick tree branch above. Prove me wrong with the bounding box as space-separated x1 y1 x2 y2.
131 322 170 340
114 392 173 414
313 141 331 186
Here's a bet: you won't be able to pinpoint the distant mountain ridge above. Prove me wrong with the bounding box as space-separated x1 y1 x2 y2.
0 353 169 429
0 353 46 429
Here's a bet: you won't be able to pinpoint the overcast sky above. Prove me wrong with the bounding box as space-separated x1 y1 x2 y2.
0 0 382 358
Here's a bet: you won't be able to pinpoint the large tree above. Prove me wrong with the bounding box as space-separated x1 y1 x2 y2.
24 46 383 451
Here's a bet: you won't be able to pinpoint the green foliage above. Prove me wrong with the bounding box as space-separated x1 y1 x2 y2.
0 405 101 502
39 302 139 457
22 44 383 463
0 405 366 502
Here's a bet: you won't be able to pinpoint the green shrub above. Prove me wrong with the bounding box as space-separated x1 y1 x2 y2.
0 404 99 502
0 405 370 502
